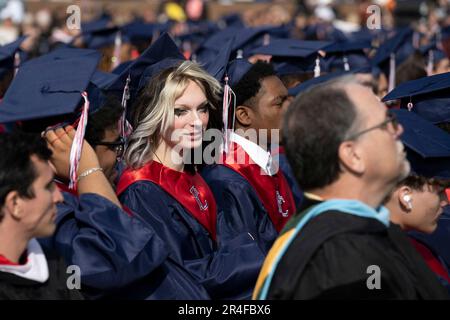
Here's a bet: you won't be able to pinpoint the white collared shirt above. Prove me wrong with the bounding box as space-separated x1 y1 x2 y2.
230 132 279 176
0 238 49 283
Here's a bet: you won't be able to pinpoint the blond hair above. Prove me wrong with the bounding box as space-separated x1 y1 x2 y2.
125 60 222 169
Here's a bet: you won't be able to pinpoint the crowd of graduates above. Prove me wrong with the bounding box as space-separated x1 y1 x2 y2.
0 0 449 300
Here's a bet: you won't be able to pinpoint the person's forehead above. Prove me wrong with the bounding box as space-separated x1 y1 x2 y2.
260 75 288 97
175 80 207 105
346 83 386 118
30 156 53 182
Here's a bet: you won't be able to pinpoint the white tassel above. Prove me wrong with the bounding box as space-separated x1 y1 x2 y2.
388 53 396 92
13 51 20 77
263 33 270 46
314 56 321 78
343 55 350 71
222 76 236 154
120 74 133 140
112 31 122 70
69 92 90 190
407 97 414 111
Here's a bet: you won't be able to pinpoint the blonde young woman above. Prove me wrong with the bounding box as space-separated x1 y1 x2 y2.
117 61 264 300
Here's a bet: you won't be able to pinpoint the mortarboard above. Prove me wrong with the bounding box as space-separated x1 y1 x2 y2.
392 109 450 179
382 72 450 124
288 69 348 97
321 39 372 72
194 25 289 64
372 27 415 91
108 33 185 99
0 36 27 79
250 39 331 77
420 42 447 75
0 54 101 188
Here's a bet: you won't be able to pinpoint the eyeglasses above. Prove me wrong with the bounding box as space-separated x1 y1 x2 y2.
346 111 400 141
91 137 125 158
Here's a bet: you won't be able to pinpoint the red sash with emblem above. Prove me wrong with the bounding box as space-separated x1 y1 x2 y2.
220 142 296 232
117 161 217 241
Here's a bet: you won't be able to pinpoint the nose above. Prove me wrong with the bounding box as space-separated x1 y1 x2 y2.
189 110 203 128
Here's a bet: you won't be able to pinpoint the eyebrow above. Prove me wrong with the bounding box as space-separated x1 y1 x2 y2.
271 95 287 104
175 100 209 109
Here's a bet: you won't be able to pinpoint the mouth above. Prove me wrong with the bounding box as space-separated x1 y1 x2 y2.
188 132 203 140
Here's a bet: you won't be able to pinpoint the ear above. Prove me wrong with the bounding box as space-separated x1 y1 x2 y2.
235 105 253 127
338 141 365 174
398 186 413 212
4 191 22 220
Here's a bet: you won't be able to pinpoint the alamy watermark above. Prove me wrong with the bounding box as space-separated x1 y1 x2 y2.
66 5 81 30
66 265 81 290
366 5 382 30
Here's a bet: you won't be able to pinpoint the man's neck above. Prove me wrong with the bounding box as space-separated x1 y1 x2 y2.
308 177 392 209
0 222 29 264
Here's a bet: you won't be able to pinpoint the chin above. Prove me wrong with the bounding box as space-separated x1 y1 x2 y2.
35 224 57 238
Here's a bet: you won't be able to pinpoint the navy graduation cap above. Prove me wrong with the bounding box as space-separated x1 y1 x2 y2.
372 27 415 91
321 39 372 72
121 20 156 44
80 14 112 34
420 42 448 75
108 33 185 98
201 37 234 83
288 69 349 97
0 54 99 123
392 109 450 179
382 71 450 124
249 39 331 58
194 25 288 64
0 54 101 188
0 36 27 78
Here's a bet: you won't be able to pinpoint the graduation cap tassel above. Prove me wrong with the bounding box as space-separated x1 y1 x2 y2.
222 76 230 154
314 56 321 78
112 31 122 70
120 74 133 140
407 97 414 111
426 50 434 76
222 76 237 154
343 55 350 71
388 53 396 92
69 92 90 190
13 51 20 77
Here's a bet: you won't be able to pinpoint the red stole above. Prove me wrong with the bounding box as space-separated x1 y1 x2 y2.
446 188 450 202
56 181 77 196
117 161 217 241
0 254 20 266
220 142 296 232
409 237 450 283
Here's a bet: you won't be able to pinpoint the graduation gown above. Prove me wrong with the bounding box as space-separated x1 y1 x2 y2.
0 239 83 300
409 206 450 270
41 191 207 300
255 196 449 300
117 161 264 300
201 139 296 255
276 148 303 207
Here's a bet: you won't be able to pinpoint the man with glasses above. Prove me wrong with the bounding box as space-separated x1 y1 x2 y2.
253 75 449 299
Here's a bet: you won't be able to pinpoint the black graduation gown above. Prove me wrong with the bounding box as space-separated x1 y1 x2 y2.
264 198 449 300
0 250 83 300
